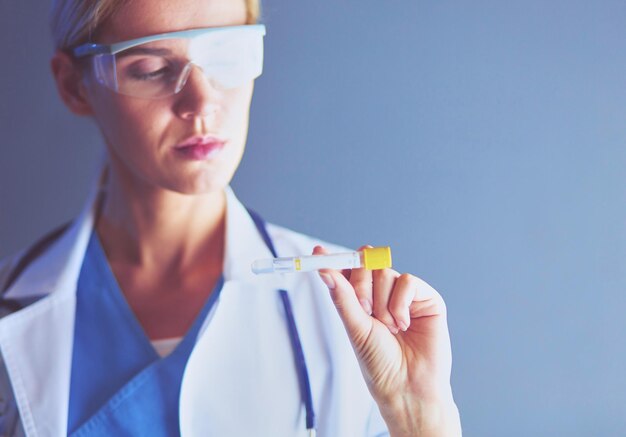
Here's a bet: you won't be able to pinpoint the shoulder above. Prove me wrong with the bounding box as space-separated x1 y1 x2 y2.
0 254 22 293
0 221 72 294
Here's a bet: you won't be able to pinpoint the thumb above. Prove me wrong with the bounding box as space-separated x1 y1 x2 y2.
314 246 372 345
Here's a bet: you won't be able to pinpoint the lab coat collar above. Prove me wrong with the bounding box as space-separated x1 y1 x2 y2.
5 185 278 299
3 188 98 301
222 187 284 288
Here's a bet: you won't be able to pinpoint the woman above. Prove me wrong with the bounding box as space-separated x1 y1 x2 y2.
0 0 461 435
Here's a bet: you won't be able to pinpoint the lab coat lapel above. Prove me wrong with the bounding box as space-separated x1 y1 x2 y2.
181 189 306 435
222 187 276 283
0 190 97 437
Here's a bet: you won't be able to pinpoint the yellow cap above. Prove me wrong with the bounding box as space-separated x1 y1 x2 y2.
362 246 392 270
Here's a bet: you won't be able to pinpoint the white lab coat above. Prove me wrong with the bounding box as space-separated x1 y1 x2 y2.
0 186 389 437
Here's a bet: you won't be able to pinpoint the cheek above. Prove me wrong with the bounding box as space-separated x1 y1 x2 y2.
93 93 168 156
222 84 254 132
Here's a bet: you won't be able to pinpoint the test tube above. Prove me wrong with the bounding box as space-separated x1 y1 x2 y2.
251 247 392 274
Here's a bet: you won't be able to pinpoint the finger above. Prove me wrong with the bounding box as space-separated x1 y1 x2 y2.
409 276 447 319
372 268 401 333
388 273 418 331
314 246 372 345
348 245 374 315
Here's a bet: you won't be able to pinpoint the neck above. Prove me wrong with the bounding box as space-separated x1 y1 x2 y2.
96 165 226 272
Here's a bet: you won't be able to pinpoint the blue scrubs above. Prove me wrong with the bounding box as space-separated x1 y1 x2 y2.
67 232 223 436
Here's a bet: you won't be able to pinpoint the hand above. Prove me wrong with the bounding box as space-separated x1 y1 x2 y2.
314 245 461 437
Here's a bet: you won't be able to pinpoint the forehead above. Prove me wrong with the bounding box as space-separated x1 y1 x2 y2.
97 0 247 44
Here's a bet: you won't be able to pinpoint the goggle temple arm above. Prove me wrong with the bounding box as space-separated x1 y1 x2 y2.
91 54 119 92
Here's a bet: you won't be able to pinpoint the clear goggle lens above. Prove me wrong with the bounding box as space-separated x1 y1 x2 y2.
89 27 264 99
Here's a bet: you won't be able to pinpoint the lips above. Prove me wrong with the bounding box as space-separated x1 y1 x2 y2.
174 135 226 160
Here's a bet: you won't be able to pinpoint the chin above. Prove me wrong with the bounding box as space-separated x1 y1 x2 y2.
167 174 231 196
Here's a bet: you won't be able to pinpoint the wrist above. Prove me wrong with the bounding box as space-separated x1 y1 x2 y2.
377 392 461 437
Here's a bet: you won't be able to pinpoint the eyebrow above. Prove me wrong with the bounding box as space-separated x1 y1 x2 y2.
116 46 174 57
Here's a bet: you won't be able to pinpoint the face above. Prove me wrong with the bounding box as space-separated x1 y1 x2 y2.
82 0 252 194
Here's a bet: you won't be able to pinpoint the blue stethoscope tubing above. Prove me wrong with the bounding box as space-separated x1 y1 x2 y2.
248 209 317 436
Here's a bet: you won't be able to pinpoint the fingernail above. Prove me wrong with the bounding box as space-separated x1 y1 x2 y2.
359 299 373 315
398 321 409 332
319 273 336 290
387 324 399 335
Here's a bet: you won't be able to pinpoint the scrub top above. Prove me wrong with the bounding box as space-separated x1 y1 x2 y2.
67 232 223 435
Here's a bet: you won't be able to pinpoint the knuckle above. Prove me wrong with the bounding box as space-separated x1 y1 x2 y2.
397 273 415 287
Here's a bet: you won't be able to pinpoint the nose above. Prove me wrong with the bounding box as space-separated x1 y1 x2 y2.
174 63 222 121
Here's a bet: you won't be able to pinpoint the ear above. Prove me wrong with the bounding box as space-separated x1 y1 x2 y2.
50 50 94 116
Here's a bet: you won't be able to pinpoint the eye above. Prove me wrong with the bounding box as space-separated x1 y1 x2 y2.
122 57 178 82
132 66 170 81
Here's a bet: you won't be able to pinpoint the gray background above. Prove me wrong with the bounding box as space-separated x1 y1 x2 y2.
2 1 626 435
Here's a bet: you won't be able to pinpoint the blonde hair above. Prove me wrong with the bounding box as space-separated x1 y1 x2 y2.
50 0 261 51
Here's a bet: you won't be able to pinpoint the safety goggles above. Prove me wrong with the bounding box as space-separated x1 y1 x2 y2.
72 24 266 99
